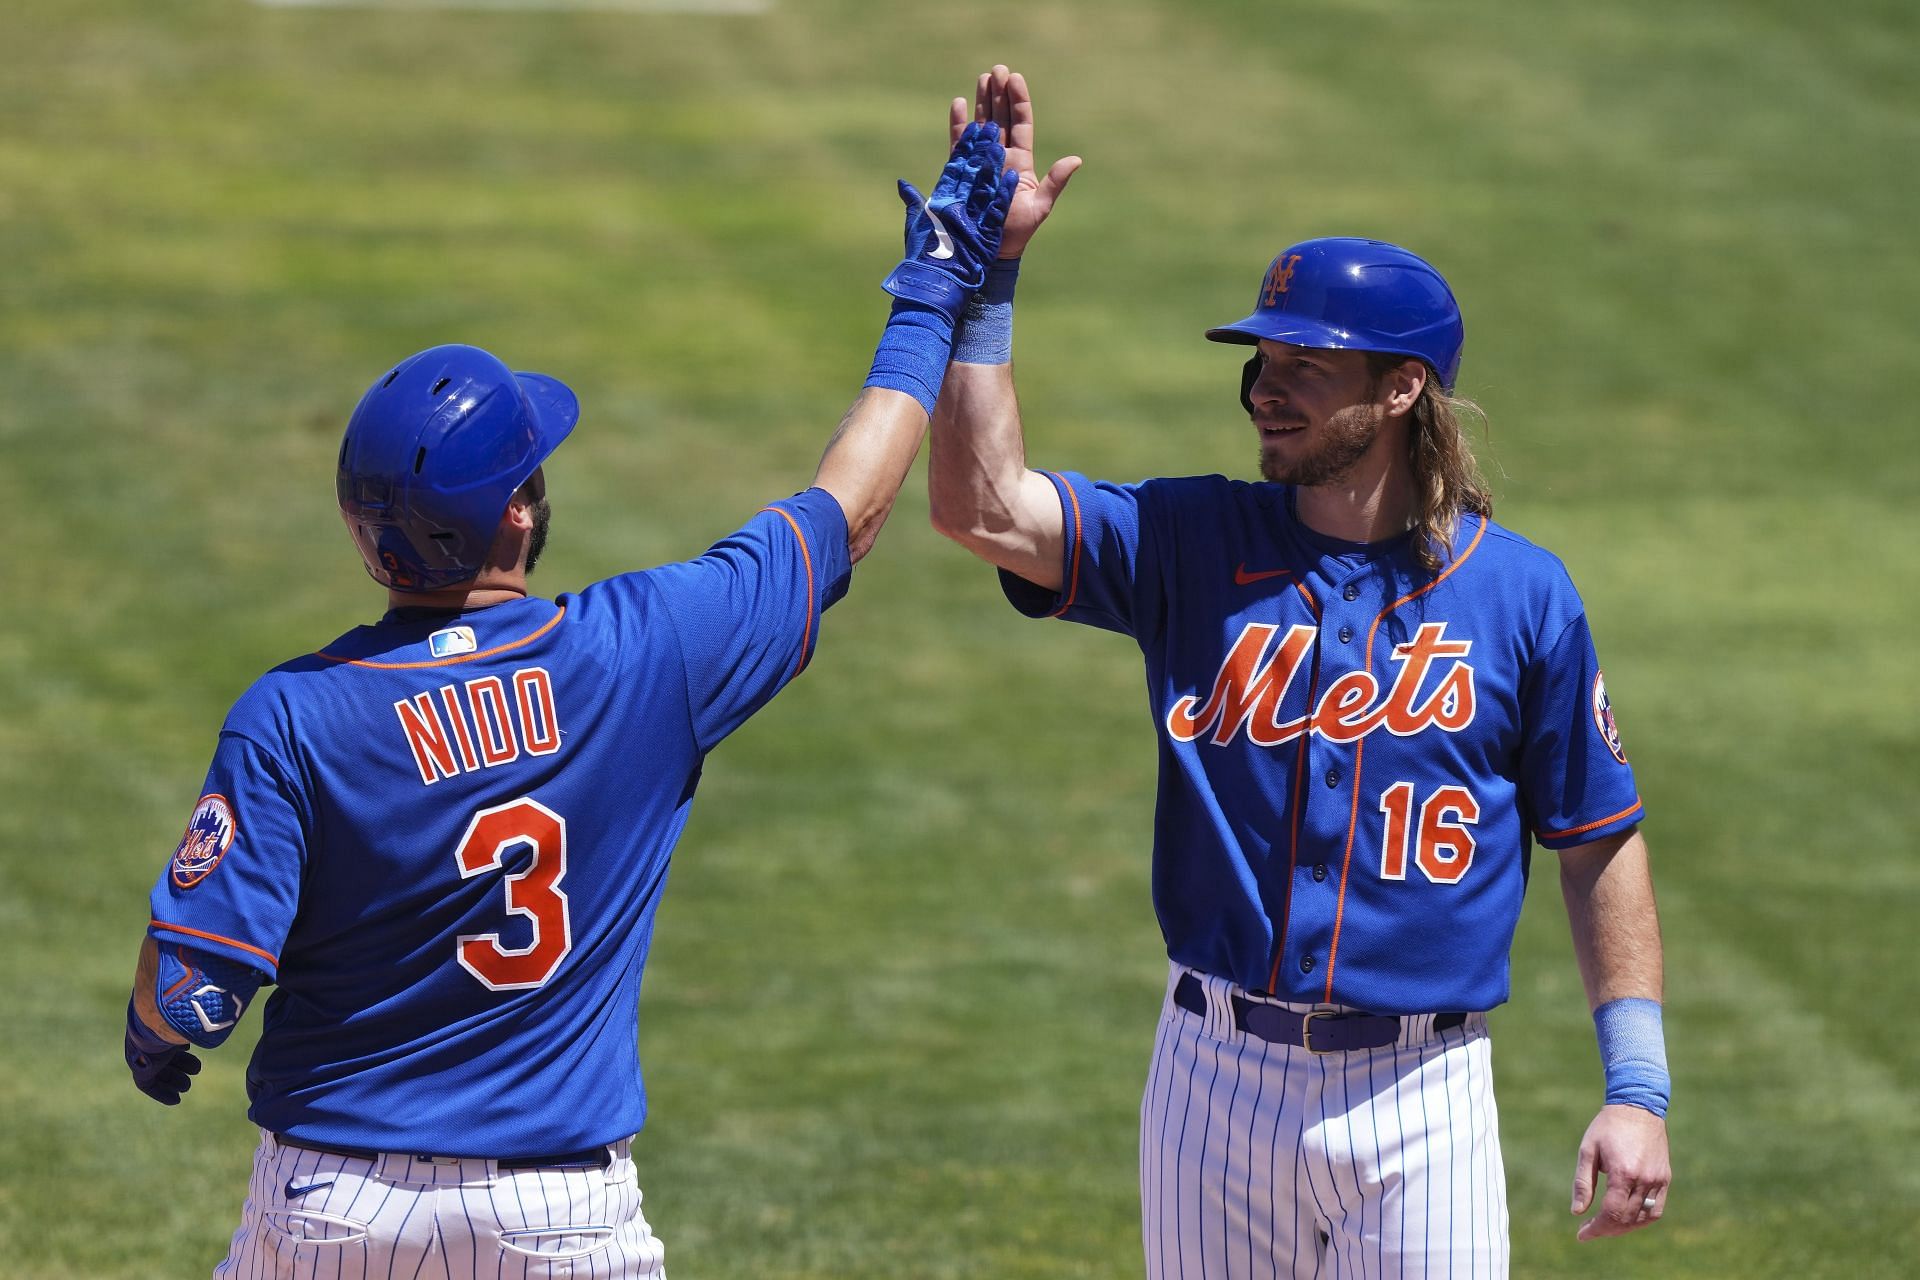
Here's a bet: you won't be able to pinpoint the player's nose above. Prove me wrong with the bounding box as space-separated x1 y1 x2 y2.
1250 361 1294 406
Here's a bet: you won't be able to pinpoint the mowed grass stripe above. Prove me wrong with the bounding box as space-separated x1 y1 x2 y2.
256 0 771 11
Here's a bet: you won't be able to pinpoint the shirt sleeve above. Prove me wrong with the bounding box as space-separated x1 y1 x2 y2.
1519 613 1647 850
148 731 309 980
648 487 853 752
998 470 1160 639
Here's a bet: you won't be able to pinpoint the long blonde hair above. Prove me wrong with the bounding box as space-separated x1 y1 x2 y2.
1370 354 1494 576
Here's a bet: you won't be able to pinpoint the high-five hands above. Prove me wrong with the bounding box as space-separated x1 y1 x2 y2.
949 65 1082 260
882 121 1020 322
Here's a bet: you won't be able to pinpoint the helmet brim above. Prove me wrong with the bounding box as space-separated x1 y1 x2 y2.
1204 315 1458 390
1203 314 1364 350
515 371 580 461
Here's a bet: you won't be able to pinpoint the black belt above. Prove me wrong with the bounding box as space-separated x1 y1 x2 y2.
1173 972 1466 1053
276 1133 613 1171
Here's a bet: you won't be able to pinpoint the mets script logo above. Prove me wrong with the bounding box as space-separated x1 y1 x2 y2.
171 794 236 889
1261 254 1305 306
1592 671 1628 764
1167 621 1475 747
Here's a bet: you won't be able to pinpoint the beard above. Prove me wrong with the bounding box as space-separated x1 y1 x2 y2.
1259 404 1384 487
525 497 551 574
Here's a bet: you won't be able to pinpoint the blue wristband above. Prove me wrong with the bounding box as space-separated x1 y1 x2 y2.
1594 997 1670 1118
953 258 1020 366
864 299 957 416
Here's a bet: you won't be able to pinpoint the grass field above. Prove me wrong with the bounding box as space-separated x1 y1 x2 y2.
3 0 1917 1275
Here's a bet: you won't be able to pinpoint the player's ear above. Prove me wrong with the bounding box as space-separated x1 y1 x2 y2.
502 468 545 529
1380 359 1426 418
501 499 536 533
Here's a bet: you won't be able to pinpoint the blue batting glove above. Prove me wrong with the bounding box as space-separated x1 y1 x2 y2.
125 998 201 1105
881 121 1020 322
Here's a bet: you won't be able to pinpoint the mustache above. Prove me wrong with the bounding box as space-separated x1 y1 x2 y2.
1253 409 1308 429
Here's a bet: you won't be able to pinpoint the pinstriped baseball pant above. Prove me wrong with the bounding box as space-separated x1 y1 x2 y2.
214 1130 666 1279
1141 967 1509 1280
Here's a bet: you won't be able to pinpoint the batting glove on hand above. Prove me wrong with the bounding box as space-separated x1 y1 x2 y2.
125 998 201 1105
882 120 1019 323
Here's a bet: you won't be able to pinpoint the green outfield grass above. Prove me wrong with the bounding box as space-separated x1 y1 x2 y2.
3 0 1916 1274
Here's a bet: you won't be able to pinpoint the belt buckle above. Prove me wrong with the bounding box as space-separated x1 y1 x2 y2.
1300 1010 1340 1055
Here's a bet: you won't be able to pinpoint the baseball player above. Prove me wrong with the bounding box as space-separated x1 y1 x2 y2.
123 122 1018 1276
926 67 1671 1276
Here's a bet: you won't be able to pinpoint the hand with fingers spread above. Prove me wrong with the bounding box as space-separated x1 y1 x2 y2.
949 65 1082 260
1571 1104 1671 1239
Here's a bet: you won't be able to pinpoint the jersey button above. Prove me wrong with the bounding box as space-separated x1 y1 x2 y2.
1342 584 1360 602
1338 625 1353 644
1299 954 1316 974
1312 863 1328 882
1325 767 1341 787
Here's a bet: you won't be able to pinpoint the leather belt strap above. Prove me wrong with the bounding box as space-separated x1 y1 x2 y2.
1173 972 1466 1053
275 1133 613 1171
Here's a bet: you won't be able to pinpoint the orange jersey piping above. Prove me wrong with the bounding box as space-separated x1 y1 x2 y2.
1044 471 1084 617
150 920 280 970
1537 799 1644 843
1267 582 1322 993
317 607 566 670
1322 516 1487 1002
761 506 817 677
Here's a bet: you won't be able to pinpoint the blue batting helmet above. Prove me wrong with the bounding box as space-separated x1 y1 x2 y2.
1205 237 1465 391
336 344 578 592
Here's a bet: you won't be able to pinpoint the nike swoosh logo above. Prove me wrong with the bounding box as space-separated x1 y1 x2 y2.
285 1179 335 1200
919 198 956 261
1234 564 1293 586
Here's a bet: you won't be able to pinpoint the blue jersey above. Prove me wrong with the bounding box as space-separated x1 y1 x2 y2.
1002 472 1643 1014
148 489 850 1157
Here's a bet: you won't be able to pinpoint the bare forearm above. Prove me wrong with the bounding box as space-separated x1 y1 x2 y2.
1560 828 1664 1008
928 361 1064 587
809 388 929 565
130 936 187 1044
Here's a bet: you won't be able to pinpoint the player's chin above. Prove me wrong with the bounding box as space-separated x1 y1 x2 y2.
1256 433 1306 483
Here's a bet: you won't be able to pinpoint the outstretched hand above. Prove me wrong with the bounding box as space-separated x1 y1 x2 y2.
882 120 1019 321
1570 1104 1670 1240
949 65 1081 259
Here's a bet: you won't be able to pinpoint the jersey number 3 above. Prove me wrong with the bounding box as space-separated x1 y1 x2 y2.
454 796 572 990
1378 782 1480 884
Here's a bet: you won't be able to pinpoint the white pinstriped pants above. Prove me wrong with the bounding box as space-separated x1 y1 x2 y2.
1141 967 1509 1280
214 1130 666 1279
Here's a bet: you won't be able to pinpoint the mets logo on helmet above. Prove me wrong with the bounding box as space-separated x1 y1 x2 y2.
172 794 237 889
1592 671 1628 764
1262 254 1304 307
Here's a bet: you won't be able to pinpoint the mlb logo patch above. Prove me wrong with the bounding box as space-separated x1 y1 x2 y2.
430 626 478 659
172 794 236 889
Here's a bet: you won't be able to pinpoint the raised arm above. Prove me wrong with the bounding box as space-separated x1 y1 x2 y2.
813 387 938 565
927 66 1081 590
813 120 1019 564
1560 828 1672 1240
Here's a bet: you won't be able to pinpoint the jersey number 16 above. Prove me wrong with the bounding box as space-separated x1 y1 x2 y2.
1377 782 1480 884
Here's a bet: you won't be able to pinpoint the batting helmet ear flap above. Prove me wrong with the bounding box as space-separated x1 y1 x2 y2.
1240 353 1263 416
